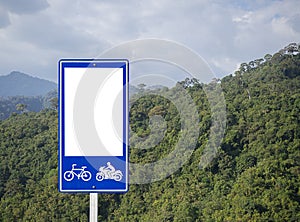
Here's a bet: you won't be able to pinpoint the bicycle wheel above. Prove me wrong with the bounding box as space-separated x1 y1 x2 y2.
64 171 74 181
81 171 92 181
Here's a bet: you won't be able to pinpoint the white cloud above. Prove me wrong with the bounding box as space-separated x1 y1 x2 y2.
272 16 297 37
228 0 300 72
0 0 299 82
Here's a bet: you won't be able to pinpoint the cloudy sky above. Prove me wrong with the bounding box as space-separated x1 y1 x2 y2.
0 0 299 83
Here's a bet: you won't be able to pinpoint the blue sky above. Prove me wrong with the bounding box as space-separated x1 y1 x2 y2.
0 0 299 84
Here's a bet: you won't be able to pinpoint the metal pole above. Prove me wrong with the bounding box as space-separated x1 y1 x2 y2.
90 193 98 222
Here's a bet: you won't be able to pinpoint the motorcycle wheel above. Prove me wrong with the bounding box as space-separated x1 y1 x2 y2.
113 173 122 181
96 173 104 181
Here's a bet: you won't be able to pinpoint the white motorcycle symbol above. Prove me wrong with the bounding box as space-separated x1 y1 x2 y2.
96 162 123 182
64 164 92 182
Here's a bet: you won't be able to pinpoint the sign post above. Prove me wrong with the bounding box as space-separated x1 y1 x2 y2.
58 59 129 220
90 193 98 222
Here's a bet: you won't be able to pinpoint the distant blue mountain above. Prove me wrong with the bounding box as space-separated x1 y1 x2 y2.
0 71 57 97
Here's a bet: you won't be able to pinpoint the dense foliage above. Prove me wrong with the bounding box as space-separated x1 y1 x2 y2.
0 45 299 221
0 96 43 120
0 90 57 120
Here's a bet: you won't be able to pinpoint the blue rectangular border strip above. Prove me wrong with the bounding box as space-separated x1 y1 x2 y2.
58 59 129 193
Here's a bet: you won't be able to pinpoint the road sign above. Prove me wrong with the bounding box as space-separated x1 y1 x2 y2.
59 59 129 192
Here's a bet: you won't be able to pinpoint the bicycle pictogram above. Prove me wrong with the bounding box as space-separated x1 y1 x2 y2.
64 164 92 182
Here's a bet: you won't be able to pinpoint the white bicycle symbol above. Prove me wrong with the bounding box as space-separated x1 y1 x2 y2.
64 164 92 182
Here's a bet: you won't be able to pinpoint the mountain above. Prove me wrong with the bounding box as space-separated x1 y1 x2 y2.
0 44 299 221
0 71 57 119
0 71 56 97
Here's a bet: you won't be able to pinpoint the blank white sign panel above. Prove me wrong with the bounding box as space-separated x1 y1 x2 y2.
64 67 123 156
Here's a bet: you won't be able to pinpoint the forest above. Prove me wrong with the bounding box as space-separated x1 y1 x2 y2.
0 44 299 221
0 90 57 120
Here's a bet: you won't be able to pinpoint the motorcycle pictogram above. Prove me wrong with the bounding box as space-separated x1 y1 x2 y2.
96 162 123 182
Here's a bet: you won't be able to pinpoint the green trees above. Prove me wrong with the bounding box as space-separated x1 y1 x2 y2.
16 103 27 113
0 44 299 221
0 96 43 120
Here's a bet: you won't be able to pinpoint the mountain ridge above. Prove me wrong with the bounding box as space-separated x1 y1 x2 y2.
0 71 57 97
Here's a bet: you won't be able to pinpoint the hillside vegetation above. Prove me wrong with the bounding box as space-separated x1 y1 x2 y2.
0 45 299 221
0 71 57 120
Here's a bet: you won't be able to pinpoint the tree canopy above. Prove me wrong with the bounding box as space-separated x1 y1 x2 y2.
0 44 299 221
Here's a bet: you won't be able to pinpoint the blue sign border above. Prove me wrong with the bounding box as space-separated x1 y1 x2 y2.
58 59 129 193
